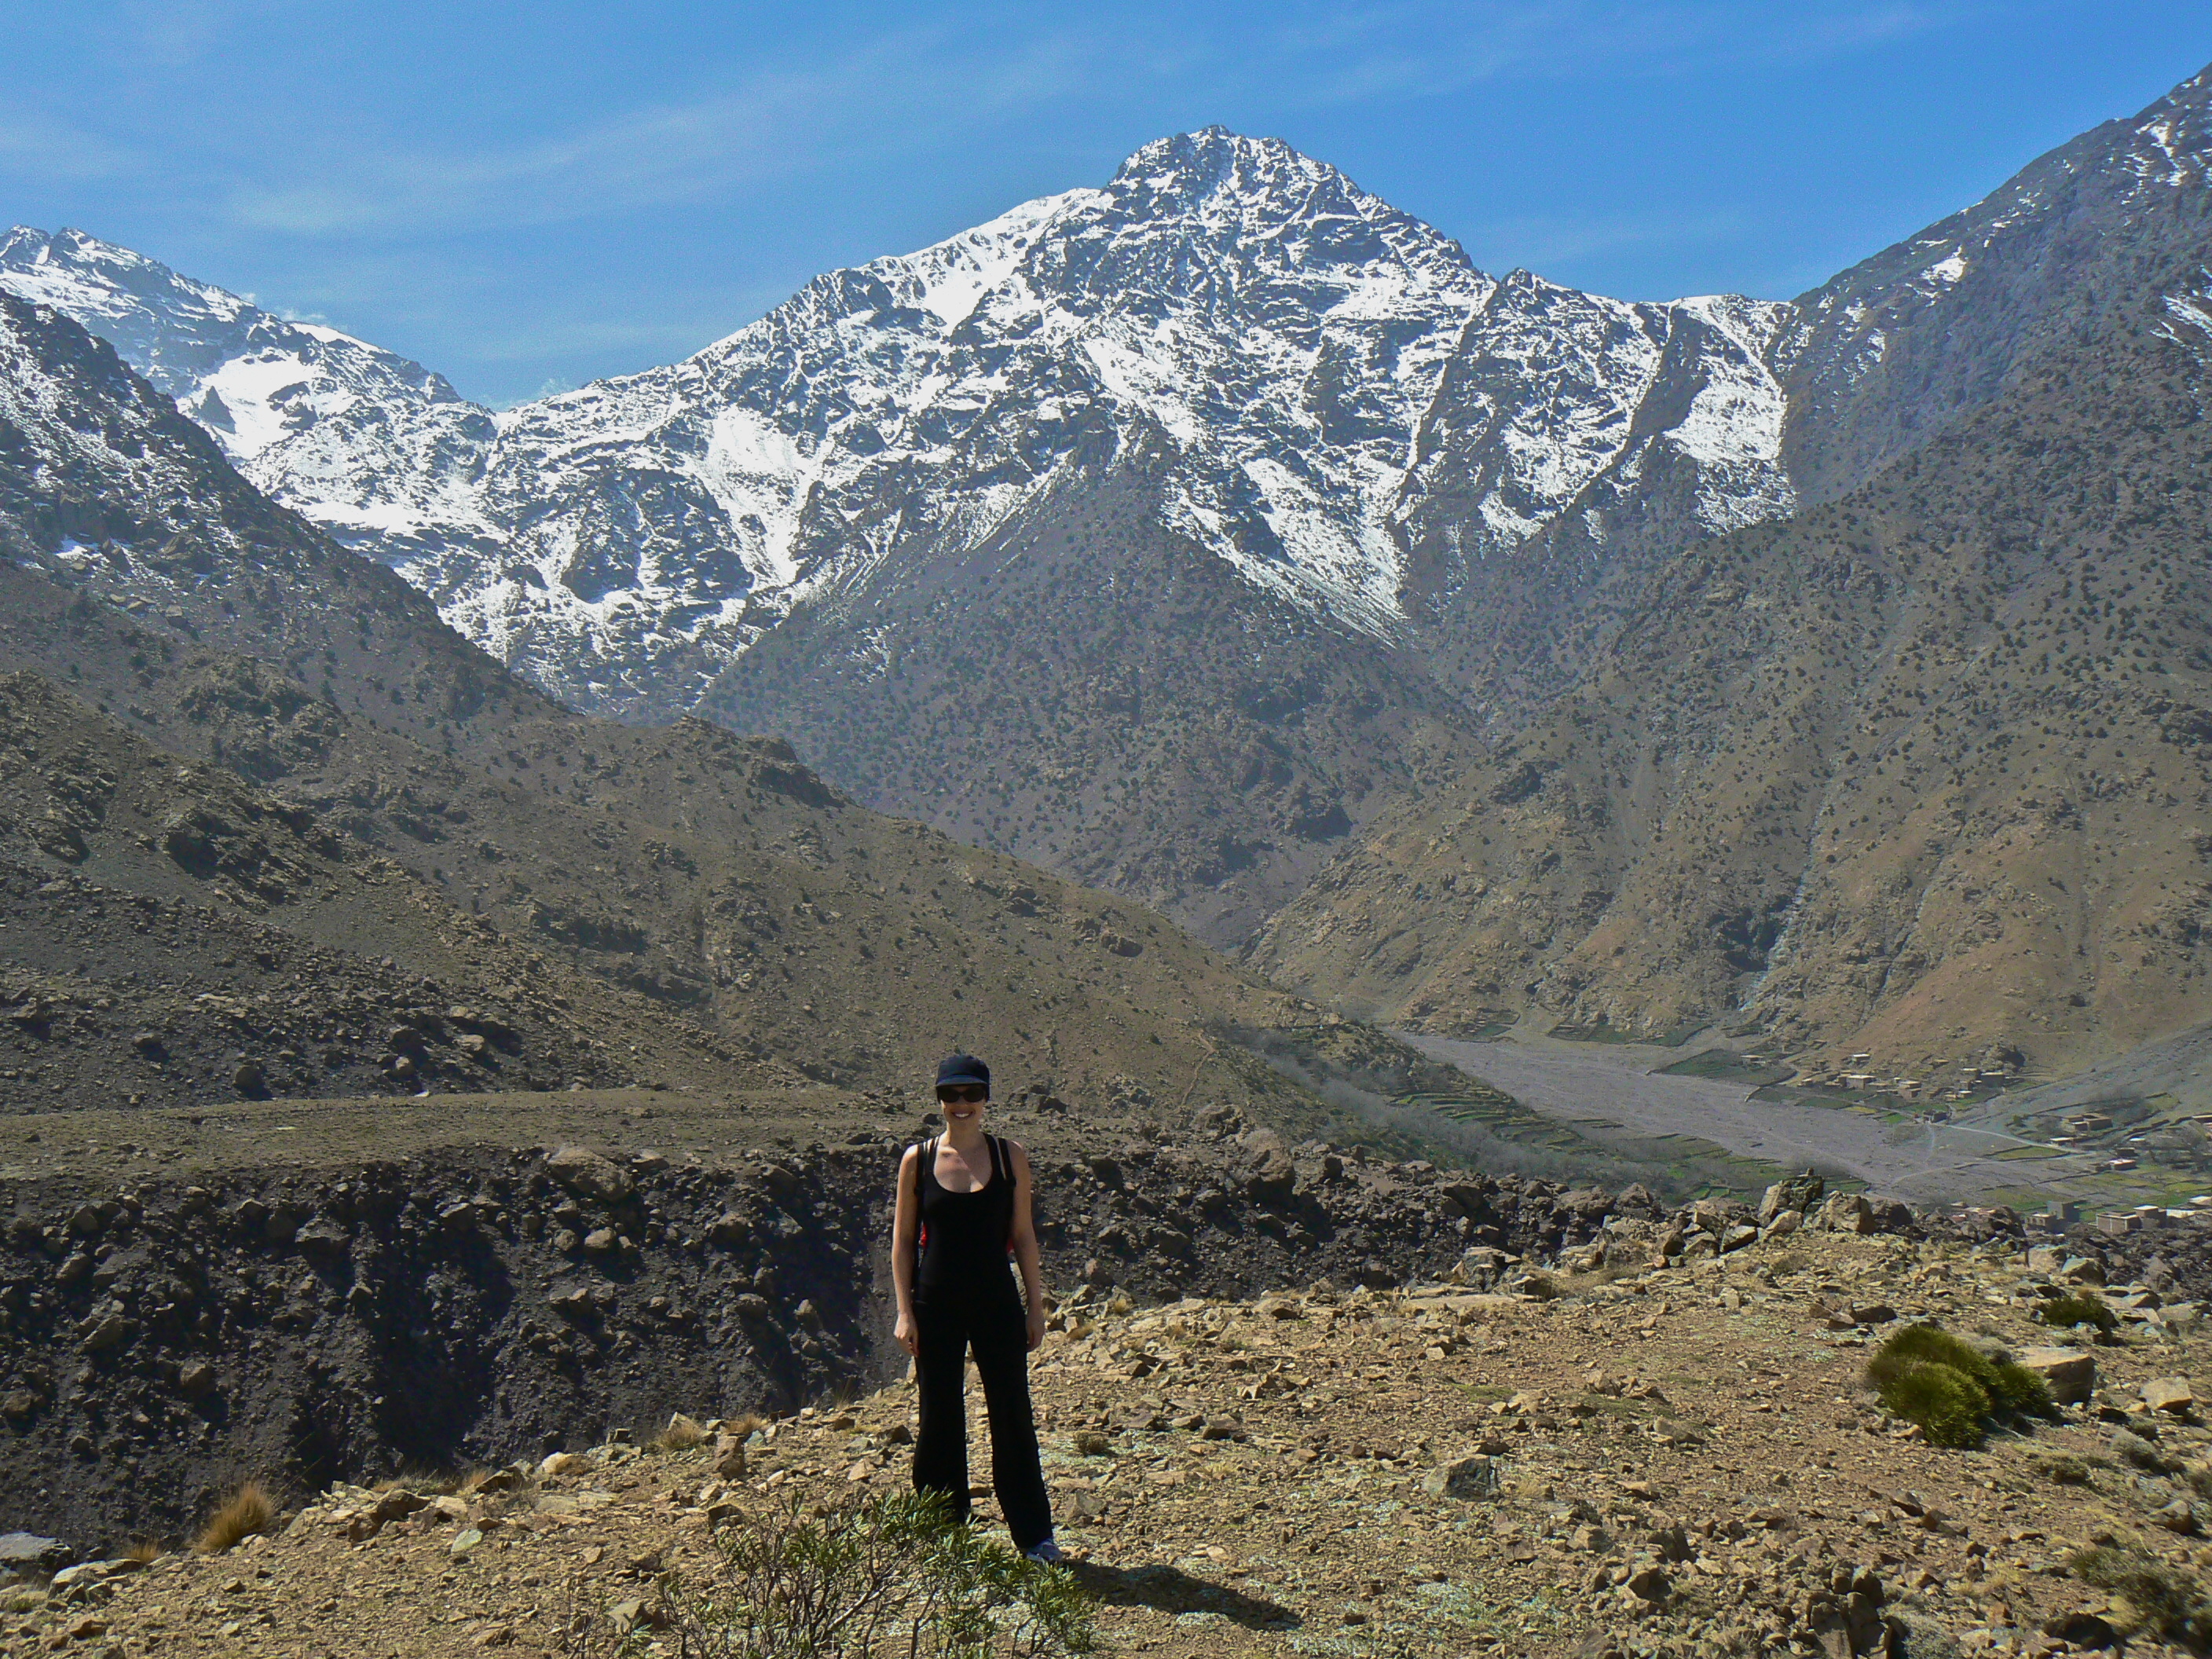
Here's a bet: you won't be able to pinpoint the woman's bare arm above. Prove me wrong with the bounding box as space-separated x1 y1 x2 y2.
892 1145 921 1356
1009 1141 1047 1350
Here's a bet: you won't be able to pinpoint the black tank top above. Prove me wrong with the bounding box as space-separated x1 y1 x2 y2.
914 1134 1016 1298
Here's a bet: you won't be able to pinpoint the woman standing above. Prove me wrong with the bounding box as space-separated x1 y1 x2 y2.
892 1053 1060 1562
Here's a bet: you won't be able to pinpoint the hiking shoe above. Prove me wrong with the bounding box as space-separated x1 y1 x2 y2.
1025 1538 1064 1565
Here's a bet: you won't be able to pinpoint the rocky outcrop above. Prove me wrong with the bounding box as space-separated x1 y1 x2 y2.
7 1095 2142 1559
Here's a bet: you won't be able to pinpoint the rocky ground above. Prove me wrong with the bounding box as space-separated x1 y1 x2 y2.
0 1084 1624 1552
9 1188 2212 1657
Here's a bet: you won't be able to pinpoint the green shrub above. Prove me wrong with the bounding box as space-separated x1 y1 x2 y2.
558 1488 1095 1658
1877 1361 1992 1448
1870 1324 2052 1415
1865 1324 2052 1447
2069 1544 2212 1644
2042 1293 2117 1335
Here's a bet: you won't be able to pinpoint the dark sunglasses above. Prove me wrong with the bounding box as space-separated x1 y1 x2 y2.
936 1084 987 1104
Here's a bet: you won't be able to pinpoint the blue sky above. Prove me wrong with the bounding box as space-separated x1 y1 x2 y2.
4 2 2207 407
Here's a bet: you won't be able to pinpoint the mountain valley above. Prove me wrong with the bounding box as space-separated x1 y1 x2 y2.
11 71 2212 1087
12 56 2212 1642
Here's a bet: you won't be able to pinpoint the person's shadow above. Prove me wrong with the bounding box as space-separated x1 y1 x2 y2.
1068 1561 1298 1630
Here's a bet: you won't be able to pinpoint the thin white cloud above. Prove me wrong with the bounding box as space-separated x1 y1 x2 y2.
213 1 1985 240
1463 206 1752 273
0 111 138 183
225 26 1100 236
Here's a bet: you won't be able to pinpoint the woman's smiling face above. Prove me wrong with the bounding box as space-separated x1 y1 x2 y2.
937 1082 988 1128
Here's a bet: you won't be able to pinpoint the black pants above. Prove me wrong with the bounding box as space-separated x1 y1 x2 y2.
912 1286 1052 1551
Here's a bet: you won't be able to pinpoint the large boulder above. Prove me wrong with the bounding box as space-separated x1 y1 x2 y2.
1759 1174 1825 1225
1420 1456 1502 1500
1818 1194 1874 1235
544 1146 633 1204
2019 1347 2097 1404
0 1533 71 1572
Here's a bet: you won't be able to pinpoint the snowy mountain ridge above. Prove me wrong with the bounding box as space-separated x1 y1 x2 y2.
11 72 2212 943
2 129 1805 717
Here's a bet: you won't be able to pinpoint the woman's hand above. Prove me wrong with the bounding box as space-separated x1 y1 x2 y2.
1025 1305 1046 1353
895 1310 919 1357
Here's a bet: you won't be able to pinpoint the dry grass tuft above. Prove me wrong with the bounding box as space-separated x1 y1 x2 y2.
119 1538 163 1566
651 1414 710 1453
458 1465 533 1498
719 1412 767 1441
375 1466 460 1496
194 1481 275 1555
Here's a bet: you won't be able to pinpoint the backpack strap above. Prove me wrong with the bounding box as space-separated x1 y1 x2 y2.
912 1138 936 1254
994 1136 1018 1255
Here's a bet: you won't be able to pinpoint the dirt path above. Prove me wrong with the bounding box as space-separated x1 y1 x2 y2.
1399 1031 2094 1204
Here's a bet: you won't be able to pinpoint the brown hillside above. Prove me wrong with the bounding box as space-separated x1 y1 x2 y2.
0 663 1336 1120
1253 295 2212 1083
0 292 1376 1127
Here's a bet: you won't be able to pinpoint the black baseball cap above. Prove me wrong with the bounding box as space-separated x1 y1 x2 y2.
936 1053 991 1093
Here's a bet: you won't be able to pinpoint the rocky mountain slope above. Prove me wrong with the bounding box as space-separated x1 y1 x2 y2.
1 132 1812 940
13 65 2212 1066
14 71 2212 957
1255 75 2212 1079
0 289 1407 1131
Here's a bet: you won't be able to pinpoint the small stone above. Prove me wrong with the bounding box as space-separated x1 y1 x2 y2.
1719 1224 1759 1253
450 1527 485 1556
540 1452 585 1478
177 1361 216 1396
2144 1377 2195 1415
2018 1347 2097 1404
1850 1303 1898 1327
2155 1500 2199 1533
1421 1456 1501 1500
79 1313 134 1353
713 1439 747 1480
582 1228 617 1254
1624 1565 1670 1603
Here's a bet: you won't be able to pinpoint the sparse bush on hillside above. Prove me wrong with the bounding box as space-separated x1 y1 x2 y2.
194 1481 275 1554
1865 1324 2052 1448
2069 1544 2212 1644
2041 1292 2117 1335
557 1488 1094 1658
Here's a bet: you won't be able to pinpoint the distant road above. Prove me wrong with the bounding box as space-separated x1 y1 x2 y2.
1396 1030 2093 1205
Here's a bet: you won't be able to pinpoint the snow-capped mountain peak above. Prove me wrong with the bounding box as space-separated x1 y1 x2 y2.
2 129 1800 717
